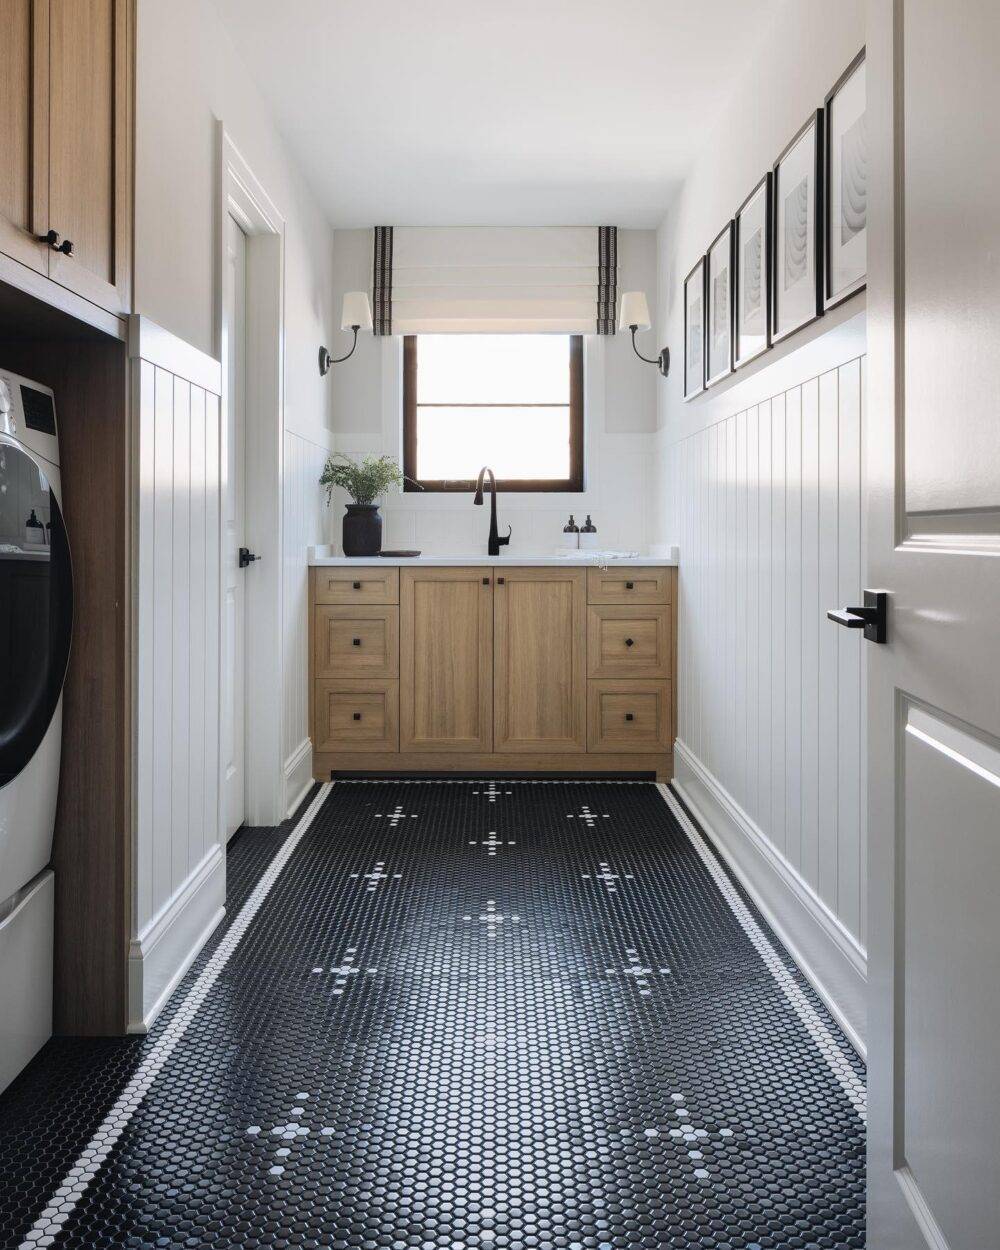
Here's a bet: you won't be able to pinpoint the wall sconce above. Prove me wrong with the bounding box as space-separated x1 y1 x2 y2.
319 291 373 375
619 290 669 377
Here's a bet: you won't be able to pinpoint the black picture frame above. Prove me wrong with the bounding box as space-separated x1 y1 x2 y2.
733 172 772 369
705 222 735 388
771 109 825 345
823 48 867 310
683 255 707 401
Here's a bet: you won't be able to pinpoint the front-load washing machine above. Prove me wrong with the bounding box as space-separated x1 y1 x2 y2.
0 367 72 1092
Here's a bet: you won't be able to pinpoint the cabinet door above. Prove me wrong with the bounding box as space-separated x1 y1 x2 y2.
400 568 493 752
47 0 131 314
0 0 48 273
494 568 586 753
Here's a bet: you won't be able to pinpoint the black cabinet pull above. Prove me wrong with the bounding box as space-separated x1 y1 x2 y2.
625 712 634 722
352 638 361 646
55 238 73 256
625 637 634 647
352 581 362 589
353 712 362 721
625 581 634 589
497 576 505 585
37 229 59 247
482 577 490 585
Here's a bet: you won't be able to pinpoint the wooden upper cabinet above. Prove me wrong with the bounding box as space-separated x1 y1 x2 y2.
0 0 48 273
400 568 493 753
494 568 586 753
46 0 131 314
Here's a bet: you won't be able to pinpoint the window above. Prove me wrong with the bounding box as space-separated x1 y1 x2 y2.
403 334 584 491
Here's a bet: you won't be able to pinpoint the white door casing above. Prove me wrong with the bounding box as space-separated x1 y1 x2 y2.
866 2 1000 1247
222 214 247 841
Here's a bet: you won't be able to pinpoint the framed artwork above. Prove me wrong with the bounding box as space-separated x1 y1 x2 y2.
772 109 824 343
683 256 706 400
734 173 771 367
824 49 867 308
705 222 734 386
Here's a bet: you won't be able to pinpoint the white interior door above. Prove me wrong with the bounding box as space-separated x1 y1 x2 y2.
865 2 1000 1246
222 215 248 841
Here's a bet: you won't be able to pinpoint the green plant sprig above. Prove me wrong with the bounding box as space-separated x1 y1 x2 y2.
319 453 405 505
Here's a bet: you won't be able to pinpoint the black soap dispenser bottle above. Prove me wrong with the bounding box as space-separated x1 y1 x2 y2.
24 508 44 547
562 514 580 550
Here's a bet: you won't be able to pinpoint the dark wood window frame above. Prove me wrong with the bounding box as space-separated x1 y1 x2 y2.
402 334 584 492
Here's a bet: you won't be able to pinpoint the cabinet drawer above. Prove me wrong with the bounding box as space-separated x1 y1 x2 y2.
587 567 670 605
313 566 399 604
588 681 672 753
313 680 399 753
314 605 399 678
587 605 671 678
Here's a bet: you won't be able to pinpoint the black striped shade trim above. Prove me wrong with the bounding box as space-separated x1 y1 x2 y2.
597 226 618 335
372 226 393 336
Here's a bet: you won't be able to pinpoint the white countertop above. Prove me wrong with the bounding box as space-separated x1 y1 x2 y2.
308 546 678 567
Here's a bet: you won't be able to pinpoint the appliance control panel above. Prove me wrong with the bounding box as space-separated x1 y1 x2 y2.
0 368 58 464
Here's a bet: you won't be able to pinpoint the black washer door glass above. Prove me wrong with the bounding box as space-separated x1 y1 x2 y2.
0 443 73 788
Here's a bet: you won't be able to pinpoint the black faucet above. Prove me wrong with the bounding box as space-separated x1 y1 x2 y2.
474 466 511 557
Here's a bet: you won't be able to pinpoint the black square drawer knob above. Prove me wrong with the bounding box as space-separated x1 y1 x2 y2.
482 577 490 585
353 712 362 721
352 581 362 589
497 576 505 585
625 712 634 722
352 638 362 646
625 637 634 647
626 581 634 590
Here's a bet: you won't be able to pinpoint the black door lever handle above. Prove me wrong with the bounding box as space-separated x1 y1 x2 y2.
827 590 888 643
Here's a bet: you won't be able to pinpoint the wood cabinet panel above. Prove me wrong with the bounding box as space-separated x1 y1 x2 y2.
587 566 671 605
0 0 48 272
587 604 671 679
588 680 672 753
494 568 586 753
314 680 399 753
47 0 131 314
313 604 399 679
314 565 399 604
400 568 492 752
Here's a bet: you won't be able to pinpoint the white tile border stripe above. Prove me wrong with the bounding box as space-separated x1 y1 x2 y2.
656 783 867 1124
19 783 334 1250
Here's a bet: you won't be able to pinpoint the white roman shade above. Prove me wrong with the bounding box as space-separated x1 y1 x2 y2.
371 226 618 335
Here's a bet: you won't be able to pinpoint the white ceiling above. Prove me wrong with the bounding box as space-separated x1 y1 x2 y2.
212 0 782 228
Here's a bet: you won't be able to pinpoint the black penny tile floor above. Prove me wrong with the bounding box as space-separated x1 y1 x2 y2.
1 781 865 1249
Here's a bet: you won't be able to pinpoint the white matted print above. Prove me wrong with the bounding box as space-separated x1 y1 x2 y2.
683 257 706 399
772 110 823 343
734 174 770 367
706 223 734 386
825 51 866 307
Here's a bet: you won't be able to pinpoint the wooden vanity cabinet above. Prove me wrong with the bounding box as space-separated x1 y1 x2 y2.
0 0 133 317
309 564 676 779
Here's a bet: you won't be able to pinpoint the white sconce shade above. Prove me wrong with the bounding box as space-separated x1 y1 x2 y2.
341 291 373 331
619 290 651 331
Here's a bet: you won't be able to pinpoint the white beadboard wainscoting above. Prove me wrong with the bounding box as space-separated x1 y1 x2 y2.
128 318 225 1033
658 309 868 1048
282 424 333 814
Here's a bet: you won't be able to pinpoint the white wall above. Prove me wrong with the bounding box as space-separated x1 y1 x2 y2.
134 0 337 818
326 228 660 555
651 0 868 1040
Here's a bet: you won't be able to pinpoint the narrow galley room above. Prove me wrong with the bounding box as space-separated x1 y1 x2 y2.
1 0 998 1247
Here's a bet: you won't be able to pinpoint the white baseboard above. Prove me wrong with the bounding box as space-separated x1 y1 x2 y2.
127 845 226 1033
673 739 867 1055
284 738 314 818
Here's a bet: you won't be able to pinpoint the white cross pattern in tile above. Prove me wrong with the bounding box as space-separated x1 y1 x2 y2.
246 1092 350 1177
349 861 402 892
469 830 516 857
373 803 419 828
567 804 610 828
463 898 521 935
310 948 379 994
582 861 634 893
472 782 512 803
606 947 671 996
642 1091 736 1184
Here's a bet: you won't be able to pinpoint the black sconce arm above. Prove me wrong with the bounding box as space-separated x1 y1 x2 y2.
319 325 360 375
629 325 671 377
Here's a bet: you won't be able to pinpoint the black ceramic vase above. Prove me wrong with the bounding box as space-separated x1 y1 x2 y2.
342 503 382 556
